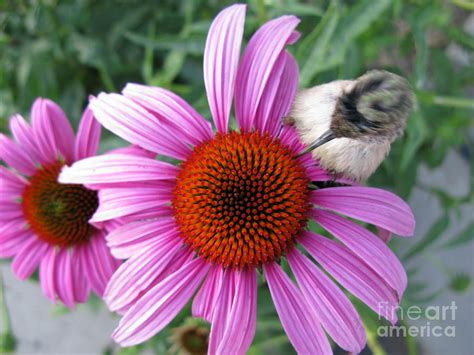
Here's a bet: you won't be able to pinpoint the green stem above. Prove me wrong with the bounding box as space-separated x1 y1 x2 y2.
142 23 155 85
0 272 12 335
98 64 116 93
0 271 16 353
255 0 268 24
432 96 474 109
365 325 386 355
450 0 474 11
401 319 419 355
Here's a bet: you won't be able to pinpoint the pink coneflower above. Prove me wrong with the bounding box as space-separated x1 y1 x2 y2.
60 4 415 353
0 99 121 307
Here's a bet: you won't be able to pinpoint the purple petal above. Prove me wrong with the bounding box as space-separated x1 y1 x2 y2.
71 246 90 303
265 52 299 137
90 93 192 160
0 221 34 257
116 205 173 225
263 262 332 354
0 190 19 204
311 186 416 236
12 237 49 280
300 232 399 323
74 105 101 161
31 98 75 164
287 248 366 352
9 114 42 164
235 15 300 131
0 166 28 195
79 233 118 296
0 133 37 175
255 51 299 137
92 186 173 222
106 218 177 259
218 269 257 354
123 84 212 144
253 51 286 134
192 264 224 322
0 200 24 221
114 247 194 316
204 4 246 133
39 247 57 302
59 154 179 185
208 270 236 354
105 231 182 311
106 144 156 159
278 126 334 181
54 248 76 308
112 258 209 346
378 227 393 243
312 209 407 297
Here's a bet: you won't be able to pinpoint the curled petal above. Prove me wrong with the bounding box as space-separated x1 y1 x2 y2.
235 15 300 131
123 84 212 144
255 51 299 137
90 93 192 160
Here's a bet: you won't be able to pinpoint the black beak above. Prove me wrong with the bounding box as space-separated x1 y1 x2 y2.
297 130 336 157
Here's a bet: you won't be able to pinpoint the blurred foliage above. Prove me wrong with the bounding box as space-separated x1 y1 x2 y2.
1 0 473 354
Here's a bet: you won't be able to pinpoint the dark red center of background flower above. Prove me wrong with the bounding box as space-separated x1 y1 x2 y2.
172 131 311 269
22 161 99 247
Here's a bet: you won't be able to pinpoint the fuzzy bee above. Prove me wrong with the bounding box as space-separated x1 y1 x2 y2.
286 70 415 182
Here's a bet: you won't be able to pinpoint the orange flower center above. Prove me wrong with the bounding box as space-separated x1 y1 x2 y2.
172 131 311 269
22 161 99 247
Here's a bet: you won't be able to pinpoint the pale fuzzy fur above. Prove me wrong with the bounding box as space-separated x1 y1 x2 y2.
289 80 391 182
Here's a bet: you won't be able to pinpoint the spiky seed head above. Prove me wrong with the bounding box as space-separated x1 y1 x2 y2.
331 70 415 143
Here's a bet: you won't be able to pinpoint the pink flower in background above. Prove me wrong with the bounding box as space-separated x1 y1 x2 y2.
0 99 120 307
60 4 415 354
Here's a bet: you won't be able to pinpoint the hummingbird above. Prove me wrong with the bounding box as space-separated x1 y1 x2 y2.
286 70 415 182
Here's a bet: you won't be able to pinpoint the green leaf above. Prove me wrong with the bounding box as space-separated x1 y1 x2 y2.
403 213 450 261
449 274 472 293
400 108 428 171
411 23 429 89
303 0 392 82
447 26 474 50
0 332 16 353
442 221 474 249
298 2 340 87
151 50 187 87
124 32 205 56
272 3 324 17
